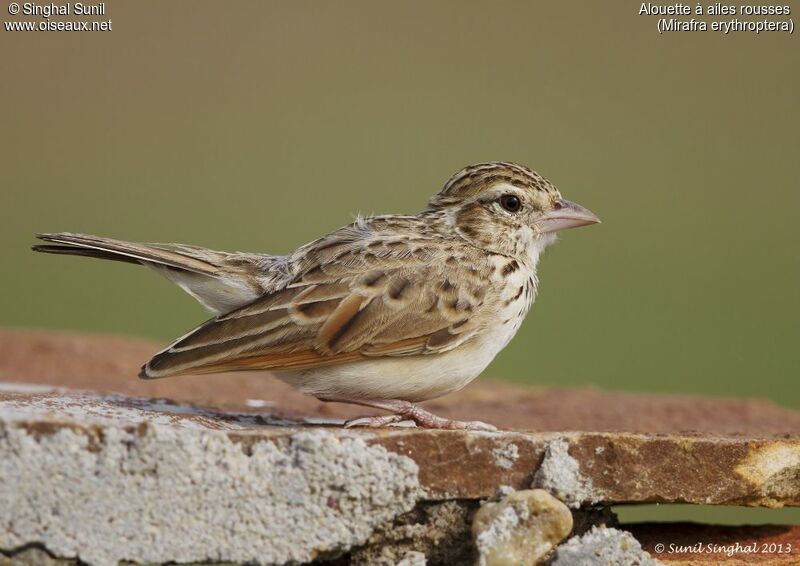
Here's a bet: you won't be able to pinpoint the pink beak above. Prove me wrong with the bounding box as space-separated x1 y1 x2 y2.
535 199 600 234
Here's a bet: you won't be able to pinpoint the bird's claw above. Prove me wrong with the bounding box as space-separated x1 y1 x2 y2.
344 415 406 428
452 420 498 431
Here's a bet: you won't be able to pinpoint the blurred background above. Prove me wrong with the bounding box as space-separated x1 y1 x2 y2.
4 1 797 403
2 0 798 522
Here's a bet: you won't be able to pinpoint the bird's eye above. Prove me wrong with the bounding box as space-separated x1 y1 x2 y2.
499 195 521 213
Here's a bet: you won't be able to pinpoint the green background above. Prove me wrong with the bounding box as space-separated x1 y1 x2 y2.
2 2 798 524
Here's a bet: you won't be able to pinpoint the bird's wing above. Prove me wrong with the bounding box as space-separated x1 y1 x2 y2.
141 233 491 378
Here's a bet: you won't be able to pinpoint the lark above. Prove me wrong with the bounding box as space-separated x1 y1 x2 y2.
33 162 599 430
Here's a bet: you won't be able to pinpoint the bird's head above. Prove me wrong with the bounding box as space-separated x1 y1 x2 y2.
428 161 600 262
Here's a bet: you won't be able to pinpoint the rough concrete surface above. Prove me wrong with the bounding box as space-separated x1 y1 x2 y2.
532 438 596 508
3 329 800 565
472 489 572 566
4 387 800 565
550 526 663 565
6 386 800 509
1 392 422 566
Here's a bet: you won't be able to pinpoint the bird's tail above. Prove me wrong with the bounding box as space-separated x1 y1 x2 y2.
33 232 264 314
34 232 223 274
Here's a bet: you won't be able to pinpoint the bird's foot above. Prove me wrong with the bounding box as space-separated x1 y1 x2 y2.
339 400 497 431
399 404 497 431
318 396 497 431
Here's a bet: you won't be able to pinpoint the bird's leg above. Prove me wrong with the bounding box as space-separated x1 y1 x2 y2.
317 397 497 431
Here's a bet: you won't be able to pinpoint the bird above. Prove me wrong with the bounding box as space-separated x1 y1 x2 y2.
33 162 599 430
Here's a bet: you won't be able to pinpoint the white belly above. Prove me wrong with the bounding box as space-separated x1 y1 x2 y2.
275 321 520 403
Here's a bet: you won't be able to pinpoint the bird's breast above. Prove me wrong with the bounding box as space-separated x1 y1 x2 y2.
489 258 537 348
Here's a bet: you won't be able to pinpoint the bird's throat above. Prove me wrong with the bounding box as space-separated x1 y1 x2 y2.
526 232 558 269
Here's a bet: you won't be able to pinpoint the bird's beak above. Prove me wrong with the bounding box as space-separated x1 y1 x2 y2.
534 199 600 234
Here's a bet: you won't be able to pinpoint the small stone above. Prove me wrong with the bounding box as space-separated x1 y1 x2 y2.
550 526 663 566
472 489 573 566
394 551 427 565
0 547 67 566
